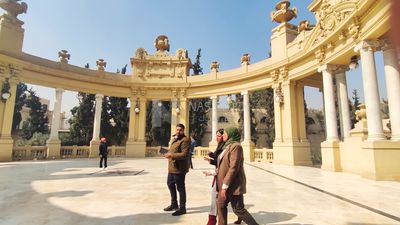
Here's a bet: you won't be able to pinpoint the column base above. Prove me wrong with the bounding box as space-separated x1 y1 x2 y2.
126 141 146 158
46 139 61 159
89 140 100 158
0 137 13 162
321 140 341 172
241 140 255 162
361 140 400 181
273 141 312 166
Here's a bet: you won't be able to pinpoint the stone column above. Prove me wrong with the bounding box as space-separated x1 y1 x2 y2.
137 97 147 142
0 77 17 161
89 94 103 157
318 65 339 141
273 84 282 143
92 94 104 141
208 95 218 151
241 90 254 161
170 98 178 138
335 70 352 139
125 97 145 157
318 65 341 172
46 88 64 159
0 78 17 139
355 40 385 140
242 91 251 142
179 98 189 136
296 82 308 142
49 88 64 140
127 98 138 142
381 40 400 141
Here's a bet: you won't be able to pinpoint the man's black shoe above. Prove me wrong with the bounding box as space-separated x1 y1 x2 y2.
163 205 179 211
172 208 186 216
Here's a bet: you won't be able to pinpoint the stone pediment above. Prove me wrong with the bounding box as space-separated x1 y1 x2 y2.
130 36 191 81
296 0 358 50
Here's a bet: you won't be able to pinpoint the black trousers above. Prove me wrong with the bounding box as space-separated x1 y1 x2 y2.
167 173 186 209
217 194 258 225
99 155 107 168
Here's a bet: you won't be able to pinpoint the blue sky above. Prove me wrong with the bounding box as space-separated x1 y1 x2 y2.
3 0 387 113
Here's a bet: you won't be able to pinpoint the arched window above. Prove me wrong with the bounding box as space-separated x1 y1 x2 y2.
218 116 228 123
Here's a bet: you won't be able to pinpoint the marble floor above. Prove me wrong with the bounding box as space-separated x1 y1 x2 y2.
0 158 399 225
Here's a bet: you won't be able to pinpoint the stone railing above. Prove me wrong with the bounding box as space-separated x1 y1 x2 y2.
253 148 273 162
193 146 210 157
60 146 90 158
12 146 47 161
145 146 210 158
60 145 126 158
146 146 163 157
12 145 127 160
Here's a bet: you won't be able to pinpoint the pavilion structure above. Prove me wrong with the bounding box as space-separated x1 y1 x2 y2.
0 0 399 180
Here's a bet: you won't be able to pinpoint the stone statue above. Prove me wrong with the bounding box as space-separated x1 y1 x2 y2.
154 35 170 52
0 0 28 19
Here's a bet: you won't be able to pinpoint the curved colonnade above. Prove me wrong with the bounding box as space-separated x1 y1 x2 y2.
1 0 399 180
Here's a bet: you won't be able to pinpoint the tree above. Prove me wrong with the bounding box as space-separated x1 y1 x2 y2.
250 89 274 147
350 89 360 128
12 83 28 135
68 92 95 145
22 89 49 139
189 48 209 145
101 96 129 145
191 49 203 75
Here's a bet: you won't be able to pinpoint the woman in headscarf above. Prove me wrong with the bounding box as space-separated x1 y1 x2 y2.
216 127 259 225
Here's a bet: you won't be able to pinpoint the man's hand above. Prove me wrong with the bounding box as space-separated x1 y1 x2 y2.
164 153 172 159
220 189 227 201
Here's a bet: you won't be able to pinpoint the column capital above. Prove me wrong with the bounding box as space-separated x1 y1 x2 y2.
95 93 104 100
318 64 348 74
210 95 218 100
241 90 249 95
354 40 380 53
379 38 396 51
55 88 65 94
317 64 336 73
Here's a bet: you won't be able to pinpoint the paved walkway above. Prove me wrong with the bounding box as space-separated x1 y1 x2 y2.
1 158 400 225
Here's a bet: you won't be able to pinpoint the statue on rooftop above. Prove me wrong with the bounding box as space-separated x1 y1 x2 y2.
270 0 297 23
0 0 27 19
154 35 170 52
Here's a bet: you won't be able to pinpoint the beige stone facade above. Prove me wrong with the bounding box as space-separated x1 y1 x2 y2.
1 0 400 181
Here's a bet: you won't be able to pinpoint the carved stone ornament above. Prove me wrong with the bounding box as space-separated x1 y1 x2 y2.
58 50 70 63
270 70 279 83
315 47 326 63
135 48 148 60
241 53 250 64
311 0 356 45
270 1 297 23
279 66 289 81
0 0 27 19
175 48 187 60
347 17 360 40
210 61 219 71
298 20 314 32
96 59 106 71
154 35 170 52
355 104 366 121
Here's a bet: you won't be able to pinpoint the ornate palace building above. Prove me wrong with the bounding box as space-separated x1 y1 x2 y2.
1 0 399 181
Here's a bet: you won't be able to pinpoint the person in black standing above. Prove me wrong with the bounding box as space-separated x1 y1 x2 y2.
99 137 108 169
